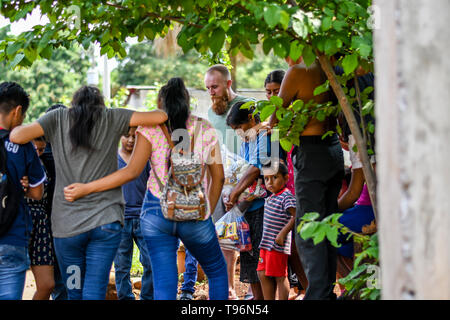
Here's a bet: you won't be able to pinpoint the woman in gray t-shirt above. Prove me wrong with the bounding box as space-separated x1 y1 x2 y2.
10 86 167 300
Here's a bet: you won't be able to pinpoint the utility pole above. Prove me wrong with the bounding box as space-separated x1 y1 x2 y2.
102 55 111 101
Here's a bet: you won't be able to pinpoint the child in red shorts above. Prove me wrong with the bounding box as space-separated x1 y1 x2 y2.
257 162 296 300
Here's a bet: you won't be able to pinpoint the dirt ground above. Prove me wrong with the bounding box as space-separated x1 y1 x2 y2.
22 259 308 300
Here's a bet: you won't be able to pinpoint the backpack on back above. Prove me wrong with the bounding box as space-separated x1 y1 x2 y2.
152 118 209 221
0 129 21 237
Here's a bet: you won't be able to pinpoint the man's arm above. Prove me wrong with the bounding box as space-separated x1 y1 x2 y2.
10 122 45 145
129 110 168 127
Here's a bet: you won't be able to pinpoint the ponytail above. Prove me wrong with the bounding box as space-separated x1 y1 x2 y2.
69 86 105 151
158 77 190 134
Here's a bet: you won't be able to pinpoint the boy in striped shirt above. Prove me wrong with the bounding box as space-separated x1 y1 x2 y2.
257 162 296 300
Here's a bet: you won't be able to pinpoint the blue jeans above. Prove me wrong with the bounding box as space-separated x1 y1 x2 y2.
114 217 153 300
181 248 198 294
51 257 68 300
0 245 29 300
53 221 122 300
140 190 228 300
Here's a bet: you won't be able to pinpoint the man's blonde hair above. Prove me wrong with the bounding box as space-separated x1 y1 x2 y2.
206 64 231 81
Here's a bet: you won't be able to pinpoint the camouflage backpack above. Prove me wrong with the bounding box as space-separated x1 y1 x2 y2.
152 118 209 221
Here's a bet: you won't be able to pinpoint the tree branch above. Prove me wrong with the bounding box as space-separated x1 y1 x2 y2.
317 53 378 221
104 2 203 29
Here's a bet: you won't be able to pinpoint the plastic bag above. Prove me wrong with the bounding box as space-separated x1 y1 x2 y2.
220 145 267 202
215 205 252 252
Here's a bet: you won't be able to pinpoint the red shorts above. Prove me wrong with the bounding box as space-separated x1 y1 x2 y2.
256 248 289 277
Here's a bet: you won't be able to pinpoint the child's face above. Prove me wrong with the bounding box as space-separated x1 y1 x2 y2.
33 140 46 157
121 127 136 153
263 170 289 194
230 117 257 141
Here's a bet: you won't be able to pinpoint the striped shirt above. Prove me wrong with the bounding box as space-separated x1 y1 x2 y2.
260 188 296 254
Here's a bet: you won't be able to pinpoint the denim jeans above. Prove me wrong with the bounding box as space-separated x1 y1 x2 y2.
51 257 68 300
0 245 29 300
140 190 228 300
114 217 153 300
181 248 198 294
53 221 122 300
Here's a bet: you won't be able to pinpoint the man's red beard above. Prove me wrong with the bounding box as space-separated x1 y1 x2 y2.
211 90 230 115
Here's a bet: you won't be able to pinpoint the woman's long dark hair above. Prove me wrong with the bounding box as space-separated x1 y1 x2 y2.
69 86 105 151
158 77 190 135
264 69 285 86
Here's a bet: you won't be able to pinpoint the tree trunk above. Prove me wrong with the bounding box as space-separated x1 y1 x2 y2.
317 54 378 220
230 53 237 91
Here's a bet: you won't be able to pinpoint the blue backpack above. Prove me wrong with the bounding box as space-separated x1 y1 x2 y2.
0 129 21 237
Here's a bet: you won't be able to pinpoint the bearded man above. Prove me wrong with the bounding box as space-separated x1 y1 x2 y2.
204 64 253 154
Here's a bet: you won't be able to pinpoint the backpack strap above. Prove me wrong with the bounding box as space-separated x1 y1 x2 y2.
0 129 9 140
190 117 202 153
0 129 10 172
159 123 175 149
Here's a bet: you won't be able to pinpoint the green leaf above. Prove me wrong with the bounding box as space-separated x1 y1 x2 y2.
262 38 275 55
313 80 329 96
342 53 358 75
280 138 293 152
100 44 110 56
100 30 111 45
326 225 340 247
352 36 372 58
260 104 276 121
289 41 304 62
312 228 326 245
38 29 55 53
264 5 281 29
302 212 320 222
40 45 53 59
316 110 326 122
302 45 316 66
324 38 338 55
8 52 25 69
269 95 283 108
279 10 290 30
300 221 320 240
273 42 287 58
332 20 347 32
276 109 285 120
292 99 304 112
321 16 333 31
321 131 334 140
6 41 23 57
210 28 226 54
23 46 37 62
240 101 255 110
